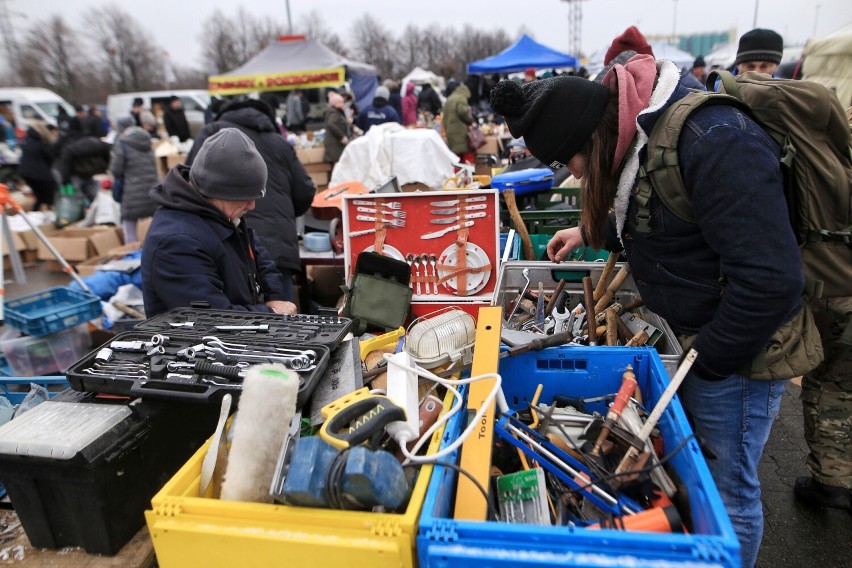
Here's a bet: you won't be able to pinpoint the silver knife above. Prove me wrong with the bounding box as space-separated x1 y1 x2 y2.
420 220 476 239
431 204 489 215
429 195 489 207
429 211 487 224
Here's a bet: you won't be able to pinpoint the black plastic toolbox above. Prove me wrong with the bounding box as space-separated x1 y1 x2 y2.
67 308 350 407
0 390 220 554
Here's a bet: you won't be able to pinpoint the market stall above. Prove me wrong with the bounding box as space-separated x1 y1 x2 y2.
207 35 379 112
467 34 578 74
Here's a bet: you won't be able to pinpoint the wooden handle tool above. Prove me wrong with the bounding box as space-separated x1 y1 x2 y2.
593 252 619 301
583 276 596 345
594 265 630 314
502 189 534 261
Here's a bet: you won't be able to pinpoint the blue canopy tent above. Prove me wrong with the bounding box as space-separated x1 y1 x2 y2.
468 34 578 74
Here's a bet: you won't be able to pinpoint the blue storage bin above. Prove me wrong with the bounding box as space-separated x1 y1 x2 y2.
4 287 101 337
0 376 70 405
418 347 740 567
491 168 554 195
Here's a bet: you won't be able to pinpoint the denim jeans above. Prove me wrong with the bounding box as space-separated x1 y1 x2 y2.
678 373 788 568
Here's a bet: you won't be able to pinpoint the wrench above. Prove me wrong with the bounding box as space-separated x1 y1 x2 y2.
214 324 270 332
202 337 317 362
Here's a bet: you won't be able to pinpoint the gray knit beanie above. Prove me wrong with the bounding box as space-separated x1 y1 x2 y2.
189 128 267 200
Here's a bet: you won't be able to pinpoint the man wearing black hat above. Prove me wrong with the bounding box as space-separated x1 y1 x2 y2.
141 128 295 317
735 28 784 75
130 97 145 128
163 95 191 141
679 56 707 90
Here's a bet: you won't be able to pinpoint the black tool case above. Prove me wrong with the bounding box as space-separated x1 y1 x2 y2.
0 390 220 555
67 309 351 408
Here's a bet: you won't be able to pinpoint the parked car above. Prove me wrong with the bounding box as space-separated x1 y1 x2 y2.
0 87 76 138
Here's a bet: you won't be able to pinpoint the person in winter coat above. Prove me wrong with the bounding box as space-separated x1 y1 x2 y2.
323 92 349 166
401 83 418 126
491 56 821 568
386 80 402 118
187 100 315 302
56 133 112 201
417 83 442 119
142 128 295 317
442 83 474 162
109 115 159 243
18 120 58 211
163 96 190 141
286 90 306 132
355 86 401 133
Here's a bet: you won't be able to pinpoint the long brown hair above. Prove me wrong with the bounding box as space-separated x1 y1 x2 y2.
580 92 620 249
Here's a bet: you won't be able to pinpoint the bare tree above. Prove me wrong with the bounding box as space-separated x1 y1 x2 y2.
349 15 395 79
297 10 348 56
85 4 166 92
15 15 86 102
200 8 282 74
395 24 426 74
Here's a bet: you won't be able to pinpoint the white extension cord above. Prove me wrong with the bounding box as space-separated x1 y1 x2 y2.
383 352 507 464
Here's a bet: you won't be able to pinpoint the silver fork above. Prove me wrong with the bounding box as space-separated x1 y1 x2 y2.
355 207 406 218
414 255 422 295
430 254 439 294
381 202 403 210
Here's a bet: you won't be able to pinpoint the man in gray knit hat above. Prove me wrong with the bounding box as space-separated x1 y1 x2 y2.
141 128 296 317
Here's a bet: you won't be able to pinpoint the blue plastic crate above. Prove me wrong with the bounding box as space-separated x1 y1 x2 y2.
4 287 101 337
492 168 554 196
0 376 70 405
417 347 740 567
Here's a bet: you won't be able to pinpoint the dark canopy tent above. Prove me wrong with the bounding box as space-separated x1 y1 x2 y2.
467 34 578 74
208 36 379 110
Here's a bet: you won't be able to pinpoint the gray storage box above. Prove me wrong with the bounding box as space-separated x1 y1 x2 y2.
491 260 683 377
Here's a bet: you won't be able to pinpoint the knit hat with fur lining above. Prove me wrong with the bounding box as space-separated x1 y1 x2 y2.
490 76 610 169
735 29 783 66
190 128 267 201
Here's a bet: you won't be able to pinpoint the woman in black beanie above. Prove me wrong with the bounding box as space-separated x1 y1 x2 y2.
491 55 820 568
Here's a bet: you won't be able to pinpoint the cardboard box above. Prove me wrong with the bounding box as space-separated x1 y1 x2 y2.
303 162 332 174
136 217 153 243
37 226 122 263
479 135 501 156
156 154 186 179
308 171 329 187
401 182 432 192
296 146 324 165
107 242 142 257
75 254 116 277
16 224 60 251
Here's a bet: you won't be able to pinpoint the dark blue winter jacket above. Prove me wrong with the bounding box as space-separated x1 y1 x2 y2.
355 98 401 132
607 83 804 381
141 165 287 317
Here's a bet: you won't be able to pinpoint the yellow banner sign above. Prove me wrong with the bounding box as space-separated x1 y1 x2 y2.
208 67 345 95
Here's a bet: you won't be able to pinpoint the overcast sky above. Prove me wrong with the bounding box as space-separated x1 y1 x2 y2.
14 0 852 70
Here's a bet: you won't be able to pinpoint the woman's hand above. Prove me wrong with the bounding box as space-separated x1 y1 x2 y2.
266 300 297 315
546 227 583 262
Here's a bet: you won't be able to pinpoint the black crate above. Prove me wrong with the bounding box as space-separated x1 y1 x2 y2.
0 391 220 554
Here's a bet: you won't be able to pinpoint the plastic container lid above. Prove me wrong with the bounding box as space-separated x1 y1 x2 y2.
303 232 332 252
0 401 132 459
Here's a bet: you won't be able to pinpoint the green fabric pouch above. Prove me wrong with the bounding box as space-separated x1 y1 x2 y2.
341 251 412 335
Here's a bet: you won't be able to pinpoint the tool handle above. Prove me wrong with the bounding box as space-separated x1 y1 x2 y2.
605 308 618 346
593 252 619 301
508 329 575 357
583 276 596 345
502 189 534 260
594 265 630 314
544 279 567 316
637 349 697 441
195 360 242 381
319 396 406 450
610 367 637 419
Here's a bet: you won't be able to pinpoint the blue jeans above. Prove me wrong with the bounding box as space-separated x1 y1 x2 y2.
678 374 788 568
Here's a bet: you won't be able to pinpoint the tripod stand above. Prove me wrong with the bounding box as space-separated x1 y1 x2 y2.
0 183 91 323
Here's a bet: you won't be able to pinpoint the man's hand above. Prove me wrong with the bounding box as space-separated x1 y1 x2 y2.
546 227 583 262
266 300 297 315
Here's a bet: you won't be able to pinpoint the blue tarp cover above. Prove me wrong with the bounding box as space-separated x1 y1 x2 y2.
468 35 578 74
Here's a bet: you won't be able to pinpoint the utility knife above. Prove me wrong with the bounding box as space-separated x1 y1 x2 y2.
429 211 487 224
420 220 476 239
429 195 489 207
430 204 489 215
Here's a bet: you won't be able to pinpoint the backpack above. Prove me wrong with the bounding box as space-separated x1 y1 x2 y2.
636 70 852 299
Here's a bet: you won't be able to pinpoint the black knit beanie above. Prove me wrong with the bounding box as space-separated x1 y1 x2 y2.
735 29 783 66
490 76 610 169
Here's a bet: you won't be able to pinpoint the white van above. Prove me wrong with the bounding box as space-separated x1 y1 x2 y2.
0 88 76 135
106 90 210 138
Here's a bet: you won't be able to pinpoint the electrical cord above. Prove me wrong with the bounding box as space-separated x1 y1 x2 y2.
383 352 504 464
402 461 500 522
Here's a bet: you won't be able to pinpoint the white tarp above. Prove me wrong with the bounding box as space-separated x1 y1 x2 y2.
400 67 444 98
804 23 852 108
329 123 457 189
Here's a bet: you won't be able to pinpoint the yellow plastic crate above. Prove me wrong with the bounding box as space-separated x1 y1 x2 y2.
146 387 456 568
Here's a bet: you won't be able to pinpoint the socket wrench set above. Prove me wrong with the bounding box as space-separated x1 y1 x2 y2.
67 309 352 406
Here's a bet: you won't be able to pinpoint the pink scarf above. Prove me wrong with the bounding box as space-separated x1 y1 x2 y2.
602 54 657 174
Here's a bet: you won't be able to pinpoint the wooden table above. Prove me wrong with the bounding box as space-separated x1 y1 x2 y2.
0 510 154 567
